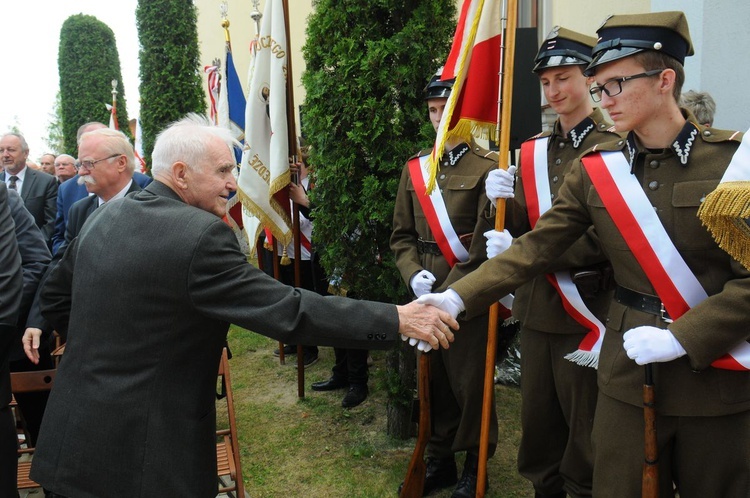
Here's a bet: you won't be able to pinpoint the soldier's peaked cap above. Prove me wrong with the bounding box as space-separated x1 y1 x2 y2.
424 67 454 100
585 11 694 76
533 26 596 73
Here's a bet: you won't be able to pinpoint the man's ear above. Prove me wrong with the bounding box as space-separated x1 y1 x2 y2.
659 68 676 95
172 162 190 189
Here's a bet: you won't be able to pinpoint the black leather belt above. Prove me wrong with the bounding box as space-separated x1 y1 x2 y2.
615 285 672 323
416 238 442 255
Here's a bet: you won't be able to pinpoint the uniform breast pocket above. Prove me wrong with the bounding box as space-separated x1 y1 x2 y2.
585 186 630 251
444 175 481 218
672 180 719 250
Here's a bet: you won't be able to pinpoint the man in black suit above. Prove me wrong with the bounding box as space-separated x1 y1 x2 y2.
25 114 457 498
0 133 58 243
0 182 24 498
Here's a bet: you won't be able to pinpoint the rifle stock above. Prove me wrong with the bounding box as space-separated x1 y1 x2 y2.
400 352 431 498
642 364 659 498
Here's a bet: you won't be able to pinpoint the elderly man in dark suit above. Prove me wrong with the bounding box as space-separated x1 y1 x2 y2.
0 133 58 243
0 182 24 498
25 113 457 498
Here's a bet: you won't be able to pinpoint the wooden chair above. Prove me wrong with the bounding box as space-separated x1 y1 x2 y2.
11 368 56 490
216 347 245 497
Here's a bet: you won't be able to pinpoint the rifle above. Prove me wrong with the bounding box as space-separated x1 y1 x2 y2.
399 352 431 498
642 364 659 497
477 0 518 495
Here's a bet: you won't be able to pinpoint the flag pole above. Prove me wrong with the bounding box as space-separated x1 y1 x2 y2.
476 0 517 495
280 0 306 398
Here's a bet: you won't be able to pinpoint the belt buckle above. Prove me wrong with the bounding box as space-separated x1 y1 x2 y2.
659 303 673 324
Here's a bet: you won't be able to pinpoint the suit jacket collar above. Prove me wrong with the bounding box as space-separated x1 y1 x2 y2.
141 180 186 203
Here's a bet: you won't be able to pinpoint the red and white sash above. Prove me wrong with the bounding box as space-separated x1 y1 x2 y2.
582 151 750 371
520 138 606 368
409 154 514 316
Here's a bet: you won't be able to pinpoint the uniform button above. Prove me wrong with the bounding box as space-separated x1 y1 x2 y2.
649 160 659 168
460 183 465 187
555 158 562 165
700 195 706 203
617 140 624 146
439 174 446 180
552 175 559 183
550 193 555 200
648 181 659 191
558 142 566 149
703 130 712 136
443 161 449 167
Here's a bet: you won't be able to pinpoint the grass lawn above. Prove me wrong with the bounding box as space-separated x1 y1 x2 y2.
225 325 534 497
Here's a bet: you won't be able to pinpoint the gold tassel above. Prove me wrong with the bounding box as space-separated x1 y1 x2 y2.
280 247 291 266
698 181 750 270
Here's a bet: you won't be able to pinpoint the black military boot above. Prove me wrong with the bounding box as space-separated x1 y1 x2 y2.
451 453 487 498
397 455 457 496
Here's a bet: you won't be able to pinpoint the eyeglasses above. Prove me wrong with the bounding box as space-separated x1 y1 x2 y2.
76 154 121 170
589 69 665 102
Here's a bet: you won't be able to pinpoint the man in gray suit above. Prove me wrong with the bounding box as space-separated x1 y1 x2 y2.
0 133 58 243
0 182 24 498
25 114 457 498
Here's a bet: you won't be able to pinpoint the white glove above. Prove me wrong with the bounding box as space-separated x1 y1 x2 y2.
484 229 513 259
410 270 436 297
623 326 687 365
485 166 516 206
416 288 465 320
400 334 433 352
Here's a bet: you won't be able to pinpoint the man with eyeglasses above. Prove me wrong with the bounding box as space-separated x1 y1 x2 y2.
484 27 621 498
50 122 152 255
53 154 77 184
419 11 749 497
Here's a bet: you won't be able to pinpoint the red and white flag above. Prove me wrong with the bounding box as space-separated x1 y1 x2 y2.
105 103 119 131
427 0 501 192
204 64 220 125
237 0 292 246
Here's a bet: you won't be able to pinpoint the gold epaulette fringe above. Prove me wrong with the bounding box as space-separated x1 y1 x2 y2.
698 181 750 270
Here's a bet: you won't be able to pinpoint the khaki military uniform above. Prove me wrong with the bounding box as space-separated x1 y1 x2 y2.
391 142 497 458
451 112 750 497
508 109 621 497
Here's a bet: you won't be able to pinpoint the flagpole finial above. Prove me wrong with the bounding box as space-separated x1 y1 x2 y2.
111 79 118 99
220 1 231 43
251 0 262 33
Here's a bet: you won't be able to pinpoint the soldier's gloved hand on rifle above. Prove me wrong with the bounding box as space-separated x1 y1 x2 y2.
623 326 687 365
484 229 513 259
485 165 516 206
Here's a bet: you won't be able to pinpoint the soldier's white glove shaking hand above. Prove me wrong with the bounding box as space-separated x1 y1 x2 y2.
416 289 466 320
485 166 516 206
623 326 687 365
410 269 436 297
401 333 434 353
484 229 513 259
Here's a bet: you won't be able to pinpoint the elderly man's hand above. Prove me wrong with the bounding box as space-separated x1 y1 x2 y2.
397 301 459 351
23 327 43 365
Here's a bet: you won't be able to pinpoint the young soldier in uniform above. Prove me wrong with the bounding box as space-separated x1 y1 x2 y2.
391 70 498 497
485 27 620 498
420 12 750 498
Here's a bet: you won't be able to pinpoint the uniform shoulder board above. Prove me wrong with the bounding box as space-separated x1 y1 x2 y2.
524 131 552 142
699 128 744 144
408 148 433 160
587 137 626 154
471 145 499 161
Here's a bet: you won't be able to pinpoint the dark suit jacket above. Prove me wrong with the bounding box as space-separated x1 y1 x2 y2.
25 181 142 340
1 168 58 242
0 183 24 405
32 181 398 498
5 190 51 361
51 172 152 254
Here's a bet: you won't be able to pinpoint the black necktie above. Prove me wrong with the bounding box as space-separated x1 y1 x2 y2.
8 175 18 190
